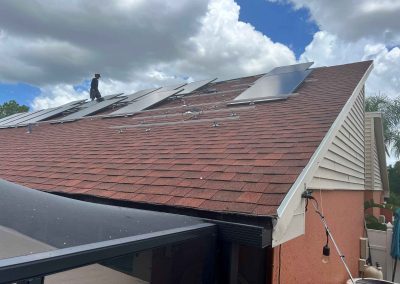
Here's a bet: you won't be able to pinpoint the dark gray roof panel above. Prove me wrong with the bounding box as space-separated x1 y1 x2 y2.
17 100 86 125
157 83 186 92
60 97 125 121
0 109 55 127
179 79 217 95
0 113 27 125
122 88 161 103
267 62 313 76
229 69 312 105
108 89 182 117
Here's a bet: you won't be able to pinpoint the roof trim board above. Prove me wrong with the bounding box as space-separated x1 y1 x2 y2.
272 61 373 247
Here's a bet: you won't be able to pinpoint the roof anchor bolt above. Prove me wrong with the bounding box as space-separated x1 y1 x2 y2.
212 121 220 127
230 112 237 117
26 124 32 134
118 128 125 133
145 128 151 132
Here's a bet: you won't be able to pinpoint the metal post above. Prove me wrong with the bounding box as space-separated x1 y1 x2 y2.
229 243 239 284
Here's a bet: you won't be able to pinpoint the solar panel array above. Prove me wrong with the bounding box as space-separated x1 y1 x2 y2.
229 62 313 105
0 63 312 128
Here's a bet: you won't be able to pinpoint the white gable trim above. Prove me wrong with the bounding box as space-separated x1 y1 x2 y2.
272 63 373 247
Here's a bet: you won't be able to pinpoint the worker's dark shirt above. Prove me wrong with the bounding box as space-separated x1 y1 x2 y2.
90 78 99 91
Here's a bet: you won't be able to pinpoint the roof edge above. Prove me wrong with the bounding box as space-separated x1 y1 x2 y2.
272 61 374 247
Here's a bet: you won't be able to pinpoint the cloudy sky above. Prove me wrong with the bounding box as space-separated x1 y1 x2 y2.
0 0 399 112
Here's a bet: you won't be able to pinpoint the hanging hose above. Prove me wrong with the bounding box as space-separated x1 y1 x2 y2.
303 190 355 284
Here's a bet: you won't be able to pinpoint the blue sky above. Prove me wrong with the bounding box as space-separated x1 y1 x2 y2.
236 0 318 57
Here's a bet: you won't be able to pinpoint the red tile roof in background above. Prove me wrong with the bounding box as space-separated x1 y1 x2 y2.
0 61 372 218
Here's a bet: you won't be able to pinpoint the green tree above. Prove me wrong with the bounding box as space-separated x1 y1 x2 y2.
365 95 400 157
0 100 29 119
388 161 400 195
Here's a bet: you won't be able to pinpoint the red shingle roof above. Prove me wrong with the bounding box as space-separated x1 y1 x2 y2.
0 61 372 217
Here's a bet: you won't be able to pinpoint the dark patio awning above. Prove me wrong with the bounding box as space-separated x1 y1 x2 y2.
0 179 215 283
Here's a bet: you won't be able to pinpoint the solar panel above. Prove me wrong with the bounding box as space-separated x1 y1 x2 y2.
267 62 313 76
59 97 125 121
0 112 27 125
179 78 217 95
229 69 312 105
0 110 43 126
17 100 86 125
157 83 186 92
108 89 182 117
0 109 56 127
121 88 160 103
101 93 124 100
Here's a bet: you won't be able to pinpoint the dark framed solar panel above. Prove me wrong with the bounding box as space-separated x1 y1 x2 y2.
267 62 313 76
17 100 86 125
108 89 182 117
59 97 125 121
122 88 160 103
229 69 312 105
179 78 217 95
157 83 186 92
0 112 27 125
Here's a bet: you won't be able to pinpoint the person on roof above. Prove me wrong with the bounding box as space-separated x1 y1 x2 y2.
90 73 104 101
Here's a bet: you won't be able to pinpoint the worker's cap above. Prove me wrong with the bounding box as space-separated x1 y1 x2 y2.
94 73 101 78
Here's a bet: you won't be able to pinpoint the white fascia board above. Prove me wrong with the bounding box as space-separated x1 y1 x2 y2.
272 63 374 247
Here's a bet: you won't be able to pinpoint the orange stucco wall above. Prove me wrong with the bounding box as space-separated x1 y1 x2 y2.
271 190 365 284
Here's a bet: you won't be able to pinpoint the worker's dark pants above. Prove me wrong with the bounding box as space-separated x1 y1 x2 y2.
90 89 102 100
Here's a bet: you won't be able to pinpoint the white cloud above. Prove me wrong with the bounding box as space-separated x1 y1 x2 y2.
282 0 400 44
300 31 400 97
293 0 400 163
282 0 400 97
11 0 296 110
